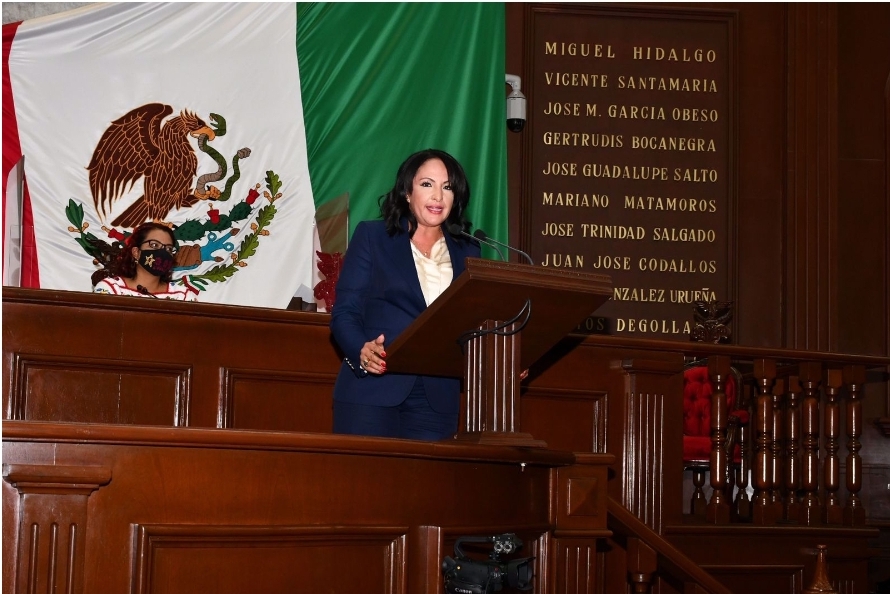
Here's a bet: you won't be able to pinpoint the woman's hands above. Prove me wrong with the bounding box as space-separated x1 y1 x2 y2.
360 334 387 375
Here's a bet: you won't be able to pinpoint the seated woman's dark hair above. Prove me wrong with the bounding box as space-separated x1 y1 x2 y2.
92 222 178 286
379 148 472 237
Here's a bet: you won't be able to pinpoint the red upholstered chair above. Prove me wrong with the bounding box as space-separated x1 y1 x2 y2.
683 363 749 516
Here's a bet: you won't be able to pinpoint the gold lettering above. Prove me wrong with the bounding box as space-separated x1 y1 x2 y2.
613 287 667 302
670 288 718 304
541 162 577 176
544 72 610 87
630 136 716 152
540 222 575 237
616 318 692 334
544 42 615 58
542 101 581 116
672 168 719 182
652 228 717 242
671 108 719 122
607 104 665 120
542 132 622 147
581 164 670 180
580 224 646 240
617 75 718 92
637 258 718 274
623 196 717 212
542 192 610 208
575 316 608 332
541 253 584 268
590 255 631 270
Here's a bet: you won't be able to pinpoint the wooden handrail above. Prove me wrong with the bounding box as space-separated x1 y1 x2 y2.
607 497 735 594
577 332 890 368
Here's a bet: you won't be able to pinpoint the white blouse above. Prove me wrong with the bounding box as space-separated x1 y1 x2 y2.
93 275 198 301
410 236 453 306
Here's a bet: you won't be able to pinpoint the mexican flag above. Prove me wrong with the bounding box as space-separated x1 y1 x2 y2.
2 2 507 308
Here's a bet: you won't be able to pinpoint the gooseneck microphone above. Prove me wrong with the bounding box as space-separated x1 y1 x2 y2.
472 229 534 265
446 223 534 346
137 285 159 298
447 223 506 261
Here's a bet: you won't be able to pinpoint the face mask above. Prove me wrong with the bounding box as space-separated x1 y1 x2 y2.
139 249 175 277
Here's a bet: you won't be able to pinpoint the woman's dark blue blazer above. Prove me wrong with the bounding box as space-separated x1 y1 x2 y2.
330 220 481 414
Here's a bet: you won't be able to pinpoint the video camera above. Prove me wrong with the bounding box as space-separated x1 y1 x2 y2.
441 533 534 594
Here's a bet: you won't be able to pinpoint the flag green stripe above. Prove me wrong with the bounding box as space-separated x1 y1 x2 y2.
297 2 507 248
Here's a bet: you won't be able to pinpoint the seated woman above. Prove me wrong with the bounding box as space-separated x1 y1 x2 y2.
93 222 198 301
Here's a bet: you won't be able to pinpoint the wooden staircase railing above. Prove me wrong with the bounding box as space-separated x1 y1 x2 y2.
675 350 886 527
607 496 733 594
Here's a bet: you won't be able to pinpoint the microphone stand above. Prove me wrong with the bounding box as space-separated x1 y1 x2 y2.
473 230 534 265
447 224 506 261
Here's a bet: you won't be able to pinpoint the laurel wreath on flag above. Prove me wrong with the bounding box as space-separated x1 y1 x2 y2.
66 169 283 292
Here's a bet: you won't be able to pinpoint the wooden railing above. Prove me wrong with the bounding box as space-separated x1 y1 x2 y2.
578 335 888 528
693 355 875 527
608 496 845 594
607 496 734 594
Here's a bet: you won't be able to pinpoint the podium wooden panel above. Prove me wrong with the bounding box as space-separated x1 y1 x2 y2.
2 421 614 594
386 258 612 447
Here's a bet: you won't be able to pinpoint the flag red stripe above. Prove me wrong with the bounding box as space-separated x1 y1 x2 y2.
3 21 40 287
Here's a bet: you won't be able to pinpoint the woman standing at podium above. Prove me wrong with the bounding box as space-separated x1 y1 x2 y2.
330 149 480 440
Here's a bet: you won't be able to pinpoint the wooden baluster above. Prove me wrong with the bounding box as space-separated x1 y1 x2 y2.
627 537 657 594
691 470 707 517
785 376 803 520
735 380 752 522
822 369 843 524
843 364 866 526
706 356 731 524
752 358 776 525
770 378 786 520
803 544 838 594
798 362 823 526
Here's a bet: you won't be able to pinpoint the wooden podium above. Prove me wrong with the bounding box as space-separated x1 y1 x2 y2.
386 258 612 447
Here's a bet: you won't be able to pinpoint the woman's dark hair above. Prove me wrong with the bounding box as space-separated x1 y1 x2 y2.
379 148 472 237
101 222 178 284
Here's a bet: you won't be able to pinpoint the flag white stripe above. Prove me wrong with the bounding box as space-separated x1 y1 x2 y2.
9 2 317 307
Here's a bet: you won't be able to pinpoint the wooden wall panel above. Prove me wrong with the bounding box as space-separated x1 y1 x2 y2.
524 339 685 533
836 3 890 424
133 526 405 594
505 3 792 348
730 2 787 348
703 566 803 594
784 3 839 352
3 464 111 594
2 291 342 430
223 369 336 432
521 386 607 453
665 527 874 594
552 539 599 594
10 353 188 425
506 3 889 361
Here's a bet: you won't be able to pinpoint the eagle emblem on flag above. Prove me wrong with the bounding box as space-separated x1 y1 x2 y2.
67 103 283 293
88 103 221 227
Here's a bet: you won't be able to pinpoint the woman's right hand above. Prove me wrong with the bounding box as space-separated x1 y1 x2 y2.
360 334 387 374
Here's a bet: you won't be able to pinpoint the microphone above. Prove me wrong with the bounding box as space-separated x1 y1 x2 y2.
447 223 506 261
137 285 159 298
473 229 534 265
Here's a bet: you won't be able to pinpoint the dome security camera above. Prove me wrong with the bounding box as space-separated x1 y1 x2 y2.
506 74 526 133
